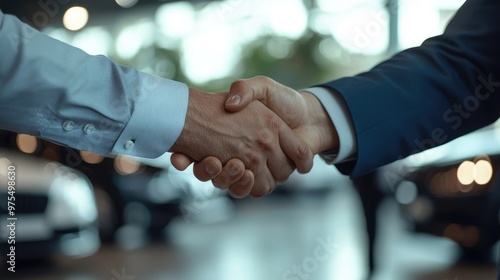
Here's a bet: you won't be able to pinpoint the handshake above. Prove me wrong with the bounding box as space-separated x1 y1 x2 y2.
169 76 339 198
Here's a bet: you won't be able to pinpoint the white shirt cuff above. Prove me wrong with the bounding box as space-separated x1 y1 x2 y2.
112 74 189 158
303 87 357 164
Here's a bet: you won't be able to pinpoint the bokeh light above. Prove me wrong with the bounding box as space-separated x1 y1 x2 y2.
457 161 475 185
398 0 440 49
395 180 418 205
457 159 493 187
116 0 138 8
116 21 155 60
72 27 112 55
63 6 89 31
114 155 141 175
0 157 12 176
156 2 195 39
474 160 493 185
16 134 38 154
80 151 105 165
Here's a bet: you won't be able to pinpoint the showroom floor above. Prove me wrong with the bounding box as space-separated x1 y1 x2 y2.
2 184 497 280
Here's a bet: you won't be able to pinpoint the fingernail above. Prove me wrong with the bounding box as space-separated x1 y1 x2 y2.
240 176 250 186
225 95 241 106
228 165 241 176
206 164 217 175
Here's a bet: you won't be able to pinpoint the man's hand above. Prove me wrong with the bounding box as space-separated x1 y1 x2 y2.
225 76 339 155
171 77 339 197
169 87 313 198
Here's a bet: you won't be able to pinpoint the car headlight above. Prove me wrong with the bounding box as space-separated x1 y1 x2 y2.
427 156 494 197
457 160 493 186
46 167 98 229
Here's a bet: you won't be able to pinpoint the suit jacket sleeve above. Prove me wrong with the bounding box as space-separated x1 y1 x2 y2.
0 10 188 158
320 0 500 177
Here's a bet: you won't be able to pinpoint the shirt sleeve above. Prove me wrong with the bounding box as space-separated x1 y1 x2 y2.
302 87 357 163
0 10 188 158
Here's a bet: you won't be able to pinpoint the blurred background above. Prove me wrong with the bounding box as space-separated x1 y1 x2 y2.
1 0 498 279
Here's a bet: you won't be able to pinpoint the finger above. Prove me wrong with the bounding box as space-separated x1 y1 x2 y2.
267 183 277 195
249 155 276 199
278 126 314 174
259 125 295 184
228 170 254 198
225 76 275 112
226 76 304 128
250 175 276 199
170 153 194 171
211 158 245 189
192 157 223 181
266 155 294 185
250 168 274 199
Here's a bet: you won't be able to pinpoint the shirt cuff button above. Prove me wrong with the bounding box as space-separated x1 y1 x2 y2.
83 124 95 134
62 120 74 131
124 140 135 150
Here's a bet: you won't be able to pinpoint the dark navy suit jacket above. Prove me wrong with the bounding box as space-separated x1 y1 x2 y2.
321 0 500 177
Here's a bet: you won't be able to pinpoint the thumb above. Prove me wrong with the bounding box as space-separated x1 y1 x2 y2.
224 76 276 112
226 76 305 128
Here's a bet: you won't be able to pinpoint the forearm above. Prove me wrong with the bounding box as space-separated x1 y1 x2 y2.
0 11 188 157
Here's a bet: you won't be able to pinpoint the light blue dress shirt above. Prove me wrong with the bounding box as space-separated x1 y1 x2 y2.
0 10 189 158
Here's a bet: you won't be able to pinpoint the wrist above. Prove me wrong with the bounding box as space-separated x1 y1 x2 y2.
300 91 339 154
170 88 222 160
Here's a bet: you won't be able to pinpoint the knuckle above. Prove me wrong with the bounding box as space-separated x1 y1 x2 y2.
231 79 248 92
254 75 273 84
298 142 310 160
246 152 260 171
257 130 273 149
268 115 283 132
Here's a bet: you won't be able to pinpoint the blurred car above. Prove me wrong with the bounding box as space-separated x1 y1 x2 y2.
71 150 231 242
380 123 500 260
123 154 233 226
0 130 230 244
110 158 186 237
0 149 100 260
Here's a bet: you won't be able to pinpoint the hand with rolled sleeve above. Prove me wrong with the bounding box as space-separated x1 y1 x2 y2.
0 10 314 196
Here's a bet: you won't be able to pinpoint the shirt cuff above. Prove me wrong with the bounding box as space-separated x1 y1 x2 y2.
111 73 189 158
303 87 357 164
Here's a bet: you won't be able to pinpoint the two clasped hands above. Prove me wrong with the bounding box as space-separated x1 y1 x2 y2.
168 76 339 199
